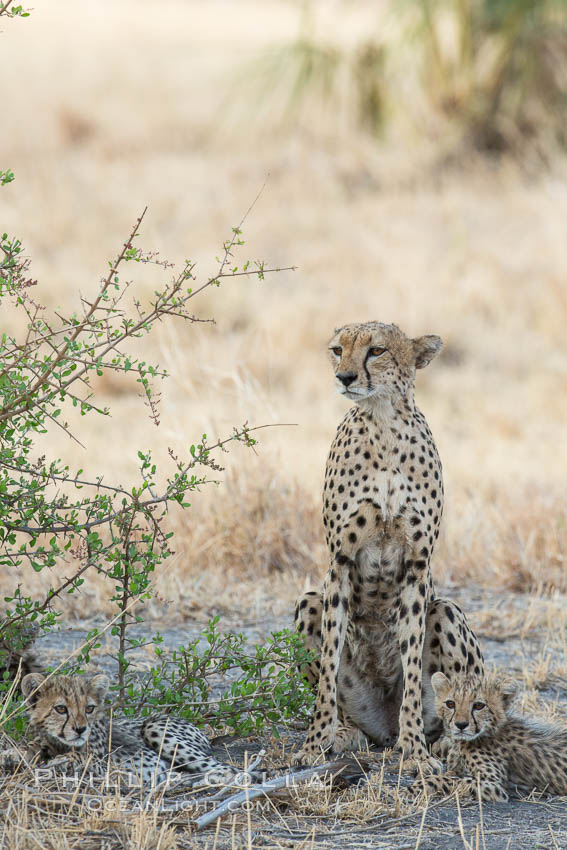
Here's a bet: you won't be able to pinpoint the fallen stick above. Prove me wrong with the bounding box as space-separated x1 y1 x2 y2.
194 759 350 831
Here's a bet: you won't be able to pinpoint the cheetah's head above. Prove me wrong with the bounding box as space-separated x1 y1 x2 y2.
21 673 109 752
431 671 517 742
328 322 442 405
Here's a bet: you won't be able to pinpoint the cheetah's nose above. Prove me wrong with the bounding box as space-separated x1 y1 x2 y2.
75 725 87 736
455 721 468 731
337 372 357 387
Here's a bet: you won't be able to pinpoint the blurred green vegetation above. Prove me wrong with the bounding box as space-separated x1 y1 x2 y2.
413 0 567 152
251 3 387 137
253 0 567 154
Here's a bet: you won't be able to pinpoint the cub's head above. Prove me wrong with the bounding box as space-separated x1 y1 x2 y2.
328 322 442 405
21 673 109 751
431 672 516 742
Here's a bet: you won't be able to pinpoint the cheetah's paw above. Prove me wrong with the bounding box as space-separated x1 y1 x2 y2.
291 741 333 767
431 735 451 759
0 747 27 772
400 751 443 777
332 724 368 754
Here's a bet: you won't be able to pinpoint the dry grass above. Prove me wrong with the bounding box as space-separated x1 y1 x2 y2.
0 1 566 620
2 0 567 840
1 683 566 849
438 494 567 593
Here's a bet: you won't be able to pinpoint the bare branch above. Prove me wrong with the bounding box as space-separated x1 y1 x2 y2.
0 208 148 423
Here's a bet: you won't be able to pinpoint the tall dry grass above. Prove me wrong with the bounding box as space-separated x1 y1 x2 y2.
1 1 566 620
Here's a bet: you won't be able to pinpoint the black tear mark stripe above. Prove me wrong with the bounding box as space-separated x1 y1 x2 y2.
363 347 372 390
60 711 71 735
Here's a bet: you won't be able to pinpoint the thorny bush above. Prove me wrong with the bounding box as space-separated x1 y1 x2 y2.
0 4 312 734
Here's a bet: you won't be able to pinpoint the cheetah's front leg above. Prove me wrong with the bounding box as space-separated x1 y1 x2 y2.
292 563 351 765
396 577 441 775
447 748 509 802
407 772 478 801
410 766 509 803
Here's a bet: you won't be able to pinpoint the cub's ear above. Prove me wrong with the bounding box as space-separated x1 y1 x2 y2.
498 679 518 711
88 673 110 703
431 671 451 698
21 673 45 702
413 335 443 369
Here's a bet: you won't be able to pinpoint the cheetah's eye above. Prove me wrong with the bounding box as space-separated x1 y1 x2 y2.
445 700 455 709
369 347 386 357
472 701 486 711
54 705 68 715
331 347 342 357
85 704 96 714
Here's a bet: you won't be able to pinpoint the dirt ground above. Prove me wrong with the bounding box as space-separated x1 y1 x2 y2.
25 584 567 850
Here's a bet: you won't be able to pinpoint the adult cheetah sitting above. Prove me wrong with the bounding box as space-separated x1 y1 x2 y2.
412 671 567 800
293 322 483 773
7 673 246 787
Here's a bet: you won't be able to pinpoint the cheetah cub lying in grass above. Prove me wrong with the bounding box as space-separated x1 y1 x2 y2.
412 671 567 801
7 673 245 787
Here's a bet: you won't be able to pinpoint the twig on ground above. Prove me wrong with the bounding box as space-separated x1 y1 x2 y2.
194 759 351 831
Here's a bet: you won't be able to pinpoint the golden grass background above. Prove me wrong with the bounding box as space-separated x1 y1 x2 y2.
1 0 567 619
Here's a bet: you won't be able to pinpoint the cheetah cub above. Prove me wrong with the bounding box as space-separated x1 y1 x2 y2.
9 673 245 787
293 322 483 774
413 671 567 801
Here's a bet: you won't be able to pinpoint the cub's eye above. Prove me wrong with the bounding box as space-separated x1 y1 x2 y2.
85 704 96 714
54 705 68 715
472 701 486 711
369 347 386 357
445 700 456 709
331 347 342 357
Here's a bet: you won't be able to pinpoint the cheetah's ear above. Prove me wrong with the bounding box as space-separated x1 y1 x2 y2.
498 679 518 711
413 335 443 369
431 671 451 698
88 673 110 703
21 673 45 703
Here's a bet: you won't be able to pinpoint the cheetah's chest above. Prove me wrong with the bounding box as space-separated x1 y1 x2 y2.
323 407 442 553
324 429 408 520
86 720 110 756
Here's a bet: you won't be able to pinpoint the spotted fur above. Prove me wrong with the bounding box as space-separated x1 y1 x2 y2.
412 672 567 801
16 673 241 786
292 322 484 773
0 628 43 681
